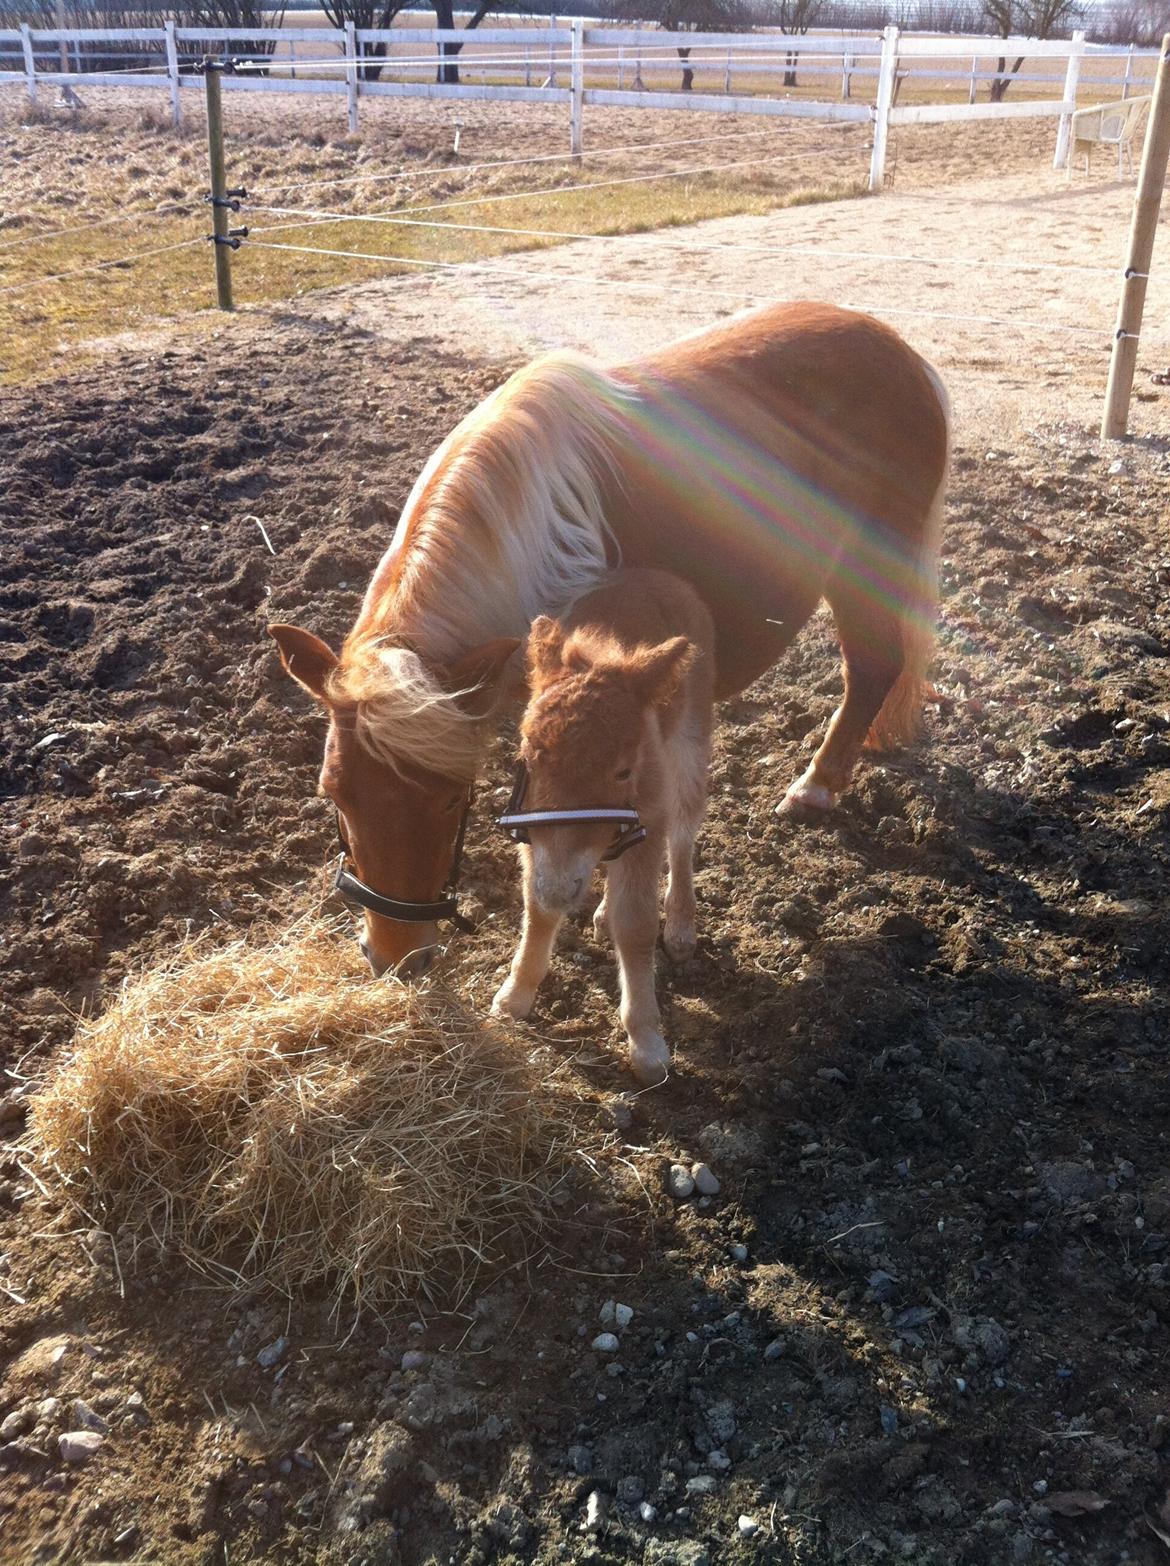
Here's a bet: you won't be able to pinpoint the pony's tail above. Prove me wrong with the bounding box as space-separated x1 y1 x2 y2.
867 363 950 750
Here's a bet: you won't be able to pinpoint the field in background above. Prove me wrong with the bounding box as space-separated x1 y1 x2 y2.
0 73 1120 387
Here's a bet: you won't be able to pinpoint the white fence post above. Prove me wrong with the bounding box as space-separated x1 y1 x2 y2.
1053 27 1085 170
841 50 851 100
1122 42 1134 99
164 20 182 128
344 20 359 134
870 24 898 191
20 22 37 104
570 15 584 158
968 53 978 104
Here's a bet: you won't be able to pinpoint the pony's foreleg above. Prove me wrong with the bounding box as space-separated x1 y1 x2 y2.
663 712 711 961
592 885 610 945
491 853 564 1021
607 832 671 1086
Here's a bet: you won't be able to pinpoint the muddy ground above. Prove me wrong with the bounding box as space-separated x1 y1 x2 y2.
1 314 1170 1566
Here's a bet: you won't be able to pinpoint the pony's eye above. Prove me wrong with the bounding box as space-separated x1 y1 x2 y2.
615 767 632 781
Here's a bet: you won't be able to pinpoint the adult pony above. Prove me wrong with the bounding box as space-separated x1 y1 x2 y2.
270 300 950 977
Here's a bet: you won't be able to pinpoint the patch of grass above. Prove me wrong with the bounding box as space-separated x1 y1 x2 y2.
0 169 862 385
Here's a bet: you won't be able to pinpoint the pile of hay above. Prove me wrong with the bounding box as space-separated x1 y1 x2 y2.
32 921 578 1316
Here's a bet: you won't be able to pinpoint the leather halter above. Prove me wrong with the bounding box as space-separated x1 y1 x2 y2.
333 798 474 933
498 762 647 862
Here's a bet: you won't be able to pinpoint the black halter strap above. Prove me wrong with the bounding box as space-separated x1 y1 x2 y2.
497 762 647 862
333 795 475 933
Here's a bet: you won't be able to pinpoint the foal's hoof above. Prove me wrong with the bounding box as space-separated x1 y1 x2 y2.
663 926 697 963
629 1036 671 1088
777 774 839 817
491 981 535 1022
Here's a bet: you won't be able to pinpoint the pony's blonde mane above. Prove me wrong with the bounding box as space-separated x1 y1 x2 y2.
332 352 631 780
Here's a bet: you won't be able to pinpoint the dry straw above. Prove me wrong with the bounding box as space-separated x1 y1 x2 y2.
32 919 582 1319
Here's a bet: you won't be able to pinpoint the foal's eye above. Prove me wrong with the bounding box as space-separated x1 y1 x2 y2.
615 767 632 781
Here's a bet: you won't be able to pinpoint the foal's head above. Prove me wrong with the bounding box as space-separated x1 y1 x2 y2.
519 616 694 914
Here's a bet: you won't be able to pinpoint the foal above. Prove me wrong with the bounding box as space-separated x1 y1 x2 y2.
491 569 715 1086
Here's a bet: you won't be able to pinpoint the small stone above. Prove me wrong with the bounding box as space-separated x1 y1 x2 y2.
257 1336 287 1369
584 1489 607 1530
599 1299 616 1326
738 1515 760 1537
707 1449 731 1471
400 1350 429 1372
763 1338 785 1361
591 1333 620 1354
567 1444 593 1476
69 1399 108 1435
731 1244 748 1263
686 1474 717 1494
691 1163 720 1196
668 1163 695 1199
880 1404 898 1435
640 1501 658 1523
614 1303 634 1330
616 1475 644 1503
112 1526 138 1548
58 1430 103 1464
36 1398 61 1426
0 1410 31 1441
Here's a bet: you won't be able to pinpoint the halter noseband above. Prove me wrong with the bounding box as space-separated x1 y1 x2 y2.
497 762 647 862
333 796 475 934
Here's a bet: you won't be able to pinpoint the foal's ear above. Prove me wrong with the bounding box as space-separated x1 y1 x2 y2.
268 623 339 704
445 637 523 715
526 616 566 687
630 636 695 711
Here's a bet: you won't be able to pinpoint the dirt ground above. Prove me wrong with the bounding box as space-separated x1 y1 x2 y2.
3 104 1170 1566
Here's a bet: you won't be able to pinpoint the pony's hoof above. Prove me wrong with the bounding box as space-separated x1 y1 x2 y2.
629 1036 670 1088
664 926 697 963
777 776 838 817
491 982 535 1022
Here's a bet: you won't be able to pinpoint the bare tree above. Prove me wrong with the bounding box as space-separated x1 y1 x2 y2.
980 0 1083 100
761 0 826 87
1091 0 1170 43
613 0 753 91
318 0 511 83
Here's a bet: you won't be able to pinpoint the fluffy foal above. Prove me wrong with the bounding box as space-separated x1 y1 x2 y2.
492 569 715 1086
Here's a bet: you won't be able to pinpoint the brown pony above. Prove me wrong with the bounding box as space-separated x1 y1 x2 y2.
270 301 949 977
493 570 715 1085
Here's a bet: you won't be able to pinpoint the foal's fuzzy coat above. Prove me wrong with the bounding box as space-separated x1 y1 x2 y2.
492 569 715 1085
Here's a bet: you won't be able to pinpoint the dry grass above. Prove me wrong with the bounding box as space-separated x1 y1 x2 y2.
31 919 587 1318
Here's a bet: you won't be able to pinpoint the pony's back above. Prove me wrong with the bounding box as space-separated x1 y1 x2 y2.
561 568 715 671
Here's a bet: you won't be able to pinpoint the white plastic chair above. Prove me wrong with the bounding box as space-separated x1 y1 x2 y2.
1068 95 1151 179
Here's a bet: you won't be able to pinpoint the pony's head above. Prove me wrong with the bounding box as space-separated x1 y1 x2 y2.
269 624 519 977
519 615 694 913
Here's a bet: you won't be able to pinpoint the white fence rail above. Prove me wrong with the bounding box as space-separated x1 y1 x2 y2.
0 19 1159 184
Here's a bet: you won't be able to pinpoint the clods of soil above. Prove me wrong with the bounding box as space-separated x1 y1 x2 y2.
1 321 1169 1565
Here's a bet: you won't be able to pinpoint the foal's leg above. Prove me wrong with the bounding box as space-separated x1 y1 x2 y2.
663 711 712 961
607 832 671 1086
780 582 904 815
592 885 610 945
491 854 564 1021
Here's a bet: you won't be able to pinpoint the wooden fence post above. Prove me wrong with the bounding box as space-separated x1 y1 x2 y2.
869 24 898 192
570 15 584 159
165 20 182 128
54 0 68 74
344 20 359 134
1101 33 1170 440
204 61 234 312
20 22 37 103
1053 28 1085 170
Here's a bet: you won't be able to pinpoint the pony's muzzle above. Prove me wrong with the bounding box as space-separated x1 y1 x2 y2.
359 930 438 980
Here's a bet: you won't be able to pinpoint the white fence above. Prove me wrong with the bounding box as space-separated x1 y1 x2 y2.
0 19 1160 189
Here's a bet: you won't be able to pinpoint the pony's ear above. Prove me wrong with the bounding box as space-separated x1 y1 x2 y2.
526 617 566 687
445 637 523 715
629 636 695 711
268 623 339 704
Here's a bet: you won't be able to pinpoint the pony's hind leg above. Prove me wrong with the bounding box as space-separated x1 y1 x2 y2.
608 832 671 1086
491 852 564 1021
